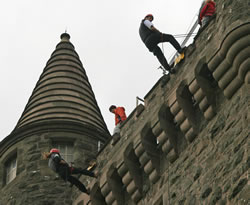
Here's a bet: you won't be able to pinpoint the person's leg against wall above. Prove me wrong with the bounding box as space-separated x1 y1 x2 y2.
71 167 95 177
161 33 182 52
113 123 121 134
152 46 171 70
67 175 88 193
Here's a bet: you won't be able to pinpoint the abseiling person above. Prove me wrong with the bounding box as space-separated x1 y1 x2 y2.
43 148 97 195
139 14 185 73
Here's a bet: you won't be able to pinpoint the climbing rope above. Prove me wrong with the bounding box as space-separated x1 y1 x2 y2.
159 8 200 72
159 30 198 64
173 33 197 38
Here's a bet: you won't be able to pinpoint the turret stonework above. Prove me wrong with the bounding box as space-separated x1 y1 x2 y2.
0 33 110 205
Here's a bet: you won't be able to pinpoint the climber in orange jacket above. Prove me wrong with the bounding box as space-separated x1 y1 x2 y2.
109 105 127 134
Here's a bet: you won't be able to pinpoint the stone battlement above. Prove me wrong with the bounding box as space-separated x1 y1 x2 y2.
78 1 250 204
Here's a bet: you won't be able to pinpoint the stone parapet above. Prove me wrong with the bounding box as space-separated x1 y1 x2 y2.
86 4 250 203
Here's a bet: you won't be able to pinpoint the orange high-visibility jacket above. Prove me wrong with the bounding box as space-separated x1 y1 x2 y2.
114 107 127 125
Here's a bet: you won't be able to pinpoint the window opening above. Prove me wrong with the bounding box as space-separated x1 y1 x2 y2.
6 157 17 184
54 143 74 163
97 141 104 152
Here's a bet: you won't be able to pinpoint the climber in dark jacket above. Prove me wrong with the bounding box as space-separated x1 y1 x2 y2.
43 148 97 195
139 14 184 73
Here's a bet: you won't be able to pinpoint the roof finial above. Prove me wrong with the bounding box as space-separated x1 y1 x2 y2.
60 32 70 41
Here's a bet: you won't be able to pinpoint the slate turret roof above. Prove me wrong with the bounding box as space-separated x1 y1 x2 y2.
14 33 109 136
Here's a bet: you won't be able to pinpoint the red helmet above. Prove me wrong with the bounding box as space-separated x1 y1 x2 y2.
50 148 60 153
145 14 154 20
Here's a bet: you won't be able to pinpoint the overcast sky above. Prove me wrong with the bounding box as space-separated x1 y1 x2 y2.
0 0 203 141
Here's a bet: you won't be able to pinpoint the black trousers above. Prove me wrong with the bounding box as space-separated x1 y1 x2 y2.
58 165 95 193
145 33 181 70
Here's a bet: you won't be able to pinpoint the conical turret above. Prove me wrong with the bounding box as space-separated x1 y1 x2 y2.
0 33 110 204
13 33 109 139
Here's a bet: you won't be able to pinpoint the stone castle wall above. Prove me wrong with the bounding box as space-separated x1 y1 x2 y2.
75 0 250 204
